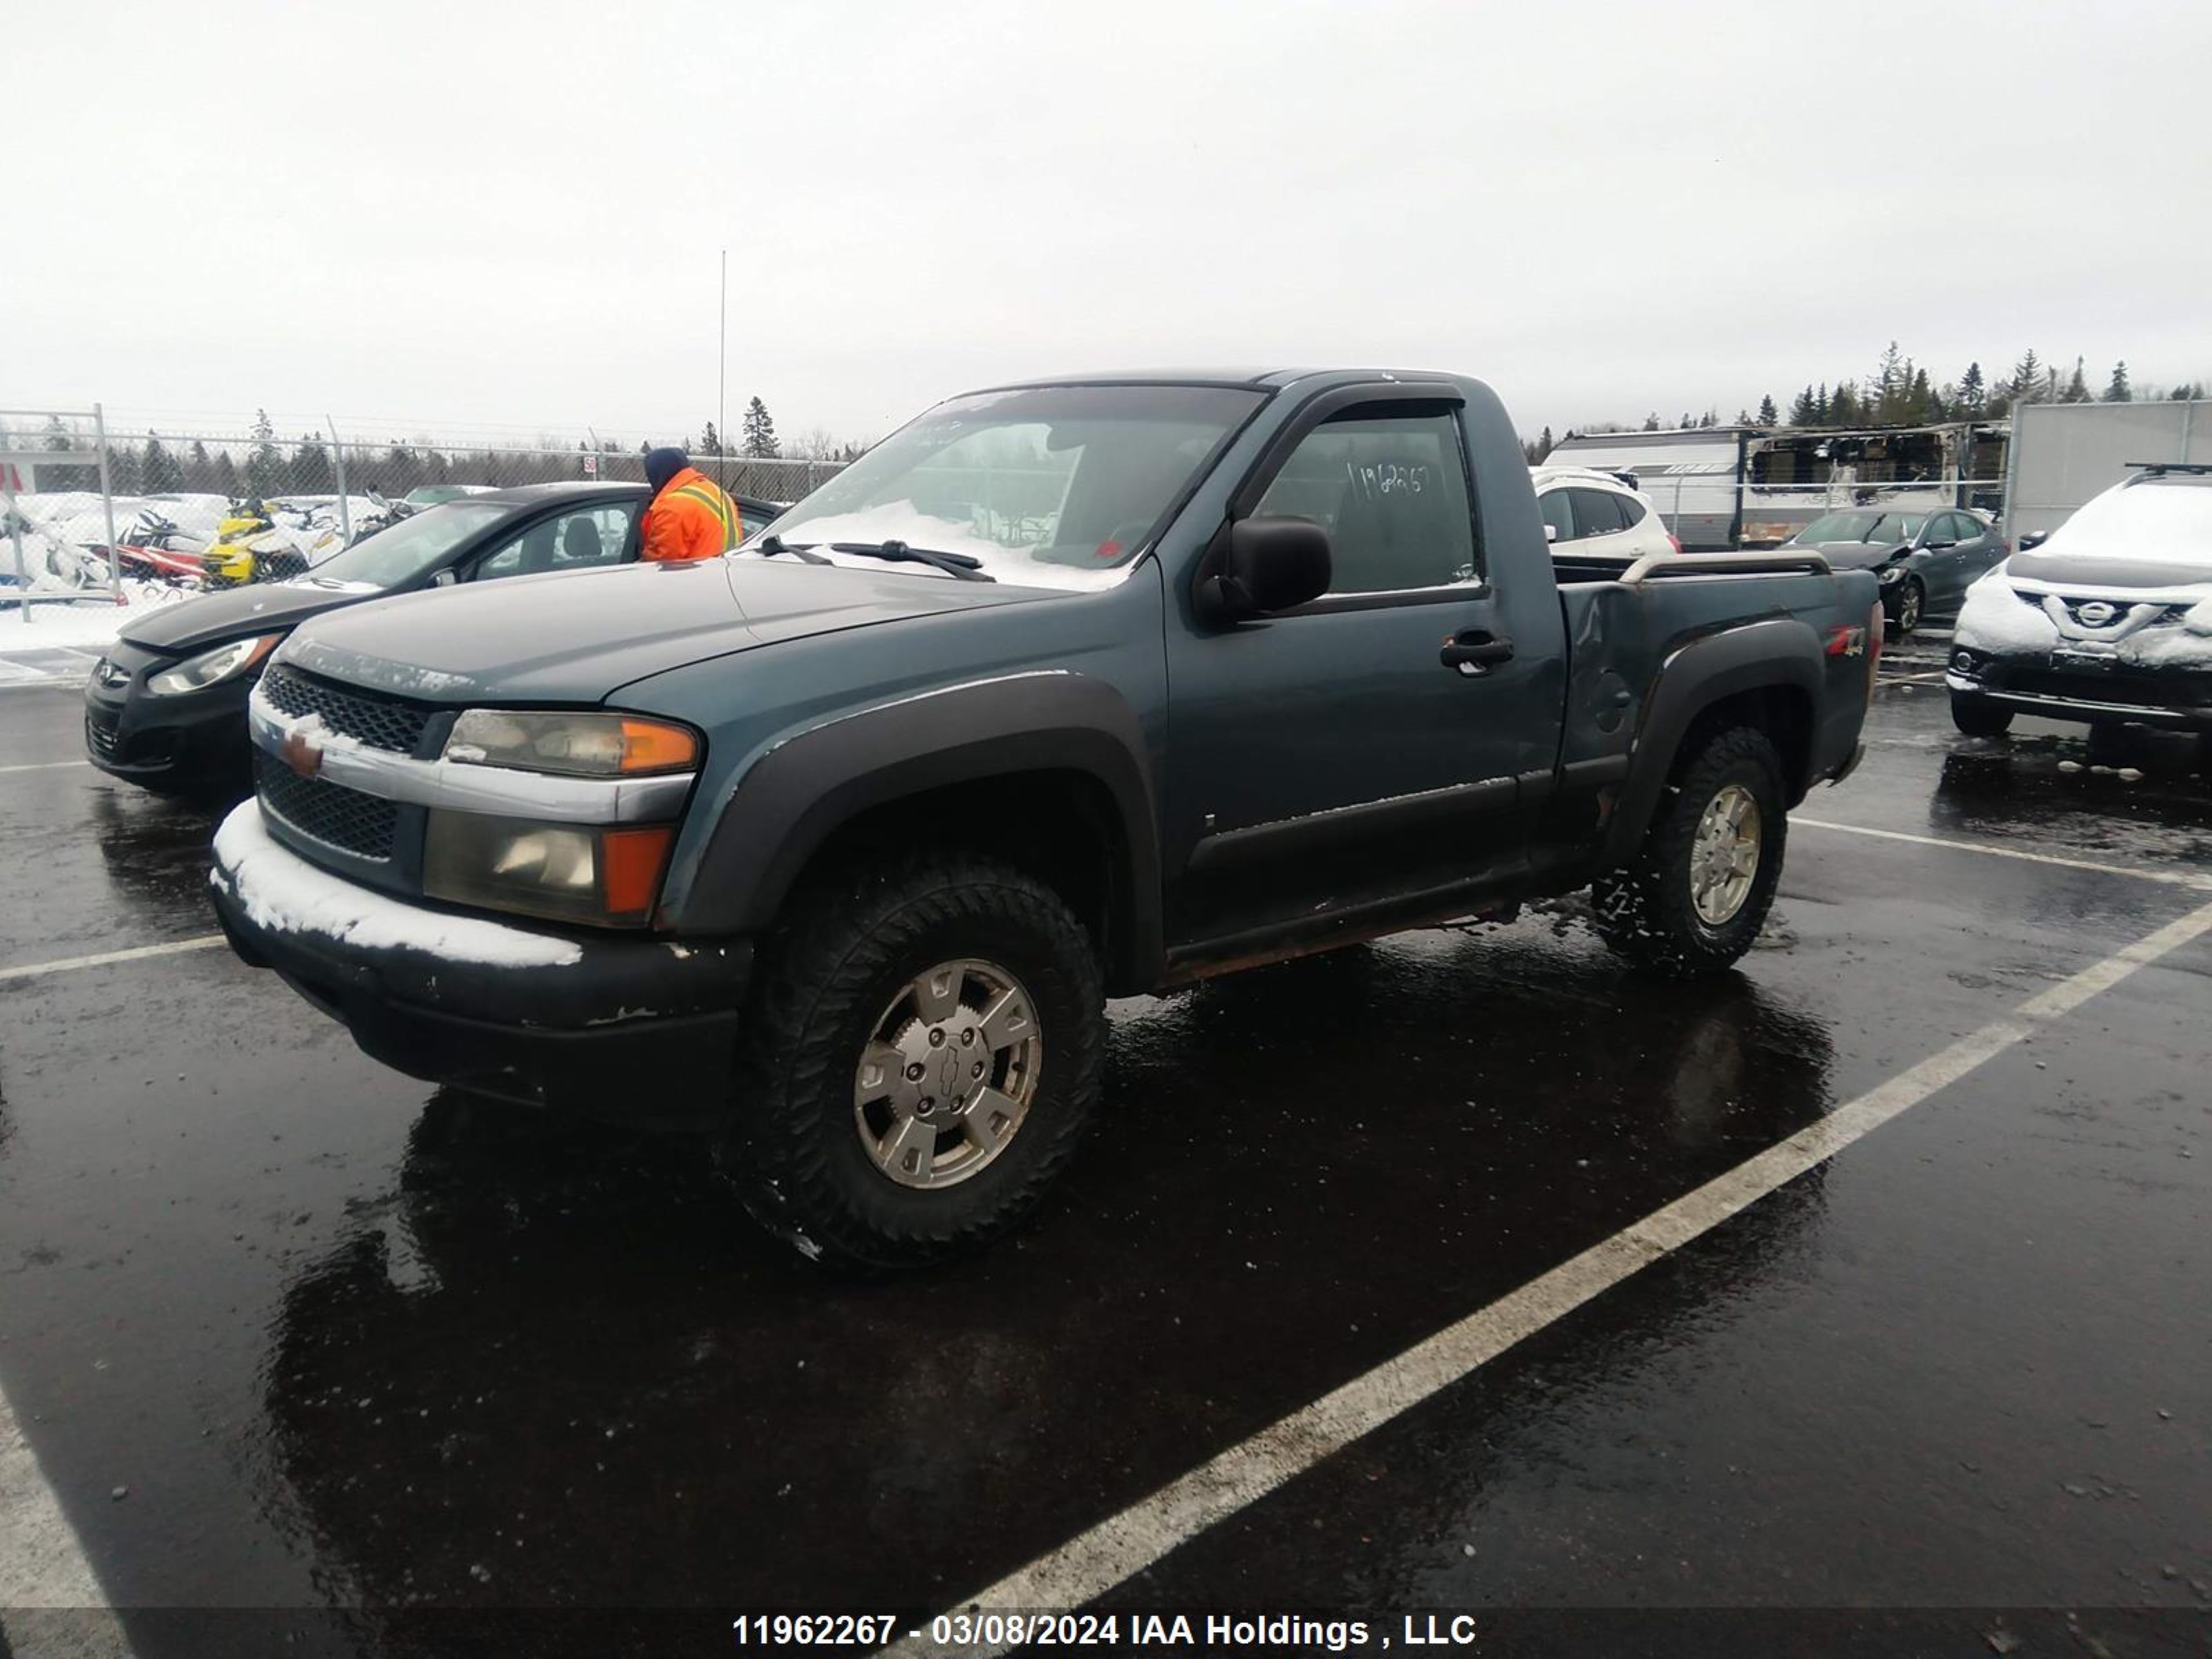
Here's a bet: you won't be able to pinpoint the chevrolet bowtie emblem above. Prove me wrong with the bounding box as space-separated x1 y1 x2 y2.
280 729 324 778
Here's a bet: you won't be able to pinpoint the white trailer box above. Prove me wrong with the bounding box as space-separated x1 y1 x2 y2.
2003 400 2212 543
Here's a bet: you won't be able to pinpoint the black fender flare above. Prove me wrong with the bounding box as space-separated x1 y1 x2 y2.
1601 619 1826 865
675 671 1163 989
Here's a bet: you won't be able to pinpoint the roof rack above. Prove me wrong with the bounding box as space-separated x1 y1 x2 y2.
2124 460 2212 477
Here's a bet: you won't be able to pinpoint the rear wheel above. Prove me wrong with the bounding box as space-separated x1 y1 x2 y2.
1949 694 2014 738
720 851 1105 1270
1593 726 1787 975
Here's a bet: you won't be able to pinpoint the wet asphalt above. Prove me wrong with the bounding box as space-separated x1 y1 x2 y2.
1 636 2209 1658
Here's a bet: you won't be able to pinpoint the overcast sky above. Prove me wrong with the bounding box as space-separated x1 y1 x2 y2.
10 0 2209 448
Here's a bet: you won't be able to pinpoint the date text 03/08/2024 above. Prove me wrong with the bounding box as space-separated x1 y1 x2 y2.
730 1612 1485 1650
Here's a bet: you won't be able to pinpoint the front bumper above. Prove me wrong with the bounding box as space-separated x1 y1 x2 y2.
1945 669 2212 732
84 666 256 795
209 803 750 1124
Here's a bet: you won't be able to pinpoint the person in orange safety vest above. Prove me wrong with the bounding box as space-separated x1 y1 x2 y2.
639 447 742 563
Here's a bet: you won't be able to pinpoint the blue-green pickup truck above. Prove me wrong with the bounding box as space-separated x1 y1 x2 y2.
210 369 1880 1266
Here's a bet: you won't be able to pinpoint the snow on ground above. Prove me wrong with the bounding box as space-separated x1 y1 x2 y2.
0 584 187 653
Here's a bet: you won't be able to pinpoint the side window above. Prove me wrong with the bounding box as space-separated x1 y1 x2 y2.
1615 492 1647 528
474 505 636 581
1568 489 1627 536
1250 410 1477 594
738 503 778 540
1539 487 1576 545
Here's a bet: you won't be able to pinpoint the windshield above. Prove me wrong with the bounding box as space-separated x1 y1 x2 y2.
1792 511 1886 544
742 384 1265 590
298 501 509 590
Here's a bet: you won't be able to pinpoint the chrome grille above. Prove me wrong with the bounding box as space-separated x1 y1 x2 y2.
85 713 118 758
254 749 398 860
260 664 434 755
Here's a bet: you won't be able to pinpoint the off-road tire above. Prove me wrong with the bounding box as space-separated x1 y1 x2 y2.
719 851 1105 1270
1592 725 1788 975
1950 695 2014 738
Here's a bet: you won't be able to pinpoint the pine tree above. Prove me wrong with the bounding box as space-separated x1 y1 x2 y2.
1873 340 1906 418
1958 362 1986 416
2103 361 2131 402
2061 357 2090 403
247 409 283 497
1758 393 1779 425
741 397 780 458
213 451 241 496
1905 366 1935 424
2007 350 2044 407
109 440 143 494
1641 412 1661 431
697 420 722 456
142 433 185 493
293 432 333 492
1786 386 1816 425
2170 382 2202 402
1813 382 1830 424
1830 380 1862 426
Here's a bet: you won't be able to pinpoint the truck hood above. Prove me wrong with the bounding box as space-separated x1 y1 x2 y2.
275 556 1054 703
117 579 363 655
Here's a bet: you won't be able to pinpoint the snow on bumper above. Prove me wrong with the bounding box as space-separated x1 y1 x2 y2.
209 803 753 1120
209 801 583 968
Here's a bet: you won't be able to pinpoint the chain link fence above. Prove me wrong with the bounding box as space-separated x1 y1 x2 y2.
0 407 852 631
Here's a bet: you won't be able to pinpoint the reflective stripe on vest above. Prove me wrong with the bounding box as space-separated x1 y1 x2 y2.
672 482 739 549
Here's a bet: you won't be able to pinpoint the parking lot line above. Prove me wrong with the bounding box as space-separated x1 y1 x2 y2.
893 896 2212 1653
0 935 225 984
1796 817 2212 890
1 1388 118 1618
0 759 92 775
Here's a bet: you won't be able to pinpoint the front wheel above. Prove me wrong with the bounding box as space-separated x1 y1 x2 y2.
1950 694 2014 738
1888 577 1925 635
1593 726 1787 975
720 851 1105 1269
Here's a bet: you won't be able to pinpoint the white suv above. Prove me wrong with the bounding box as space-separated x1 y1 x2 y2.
1533 467 1678 559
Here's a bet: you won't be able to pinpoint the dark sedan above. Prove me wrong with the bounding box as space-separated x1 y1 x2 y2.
85 482 782 799
1781 507 2007 635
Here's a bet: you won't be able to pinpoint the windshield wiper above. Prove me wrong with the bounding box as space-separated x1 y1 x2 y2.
825 539 995 582
754 534 831 565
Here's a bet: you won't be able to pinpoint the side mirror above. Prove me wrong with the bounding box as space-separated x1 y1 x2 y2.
430 568 458 588
1197 515 1331 622
1544 523 1559 544
2017 530 2048 551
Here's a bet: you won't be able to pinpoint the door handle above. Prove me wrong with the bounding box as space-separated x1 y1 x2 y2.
1440 630 1515 675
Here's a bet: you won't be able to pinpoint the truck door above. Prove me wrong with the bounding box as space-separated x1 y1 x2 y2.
1162 393 1559 952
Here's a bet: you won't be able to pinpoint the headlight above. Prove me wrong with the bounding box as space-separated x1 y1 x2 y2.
442 710 700 776
147 633 282 696
424 812 675 928
1877 565 1906 585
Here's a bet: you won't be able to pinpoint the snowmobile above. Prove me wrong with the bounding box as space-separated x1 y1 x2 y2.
200 498 345 588
109 507 212 587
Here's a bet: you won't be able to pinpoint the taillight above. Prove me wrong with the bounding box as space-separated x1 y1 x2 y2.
1667 533 1683 555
